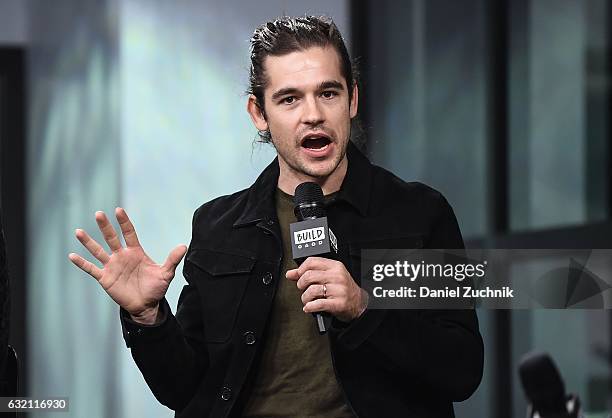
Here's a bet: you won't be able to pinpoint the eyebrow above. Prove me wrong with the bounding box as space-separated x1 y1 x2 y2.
271 80 345 101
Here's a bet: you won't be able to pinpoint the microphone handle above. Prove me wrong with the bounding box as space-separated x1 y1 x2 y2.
314 312 328 335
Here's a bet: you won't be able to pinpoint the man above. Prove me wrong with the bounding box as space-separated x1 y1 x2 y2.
70 16 483 418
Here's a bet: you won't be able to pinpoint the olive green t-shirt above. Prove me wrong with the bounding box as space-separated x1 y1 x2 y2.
242 189 354 418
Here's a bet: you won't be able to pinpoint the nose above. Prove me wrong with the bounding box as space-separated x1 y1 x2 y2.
301 96 324 126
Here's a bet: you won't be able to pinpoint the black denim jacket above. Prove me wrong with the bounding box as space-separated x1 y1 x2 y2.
121 142 484 418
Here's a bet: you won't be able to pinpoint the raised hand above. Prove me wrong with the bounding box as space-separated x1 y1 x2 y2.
68 207 187 324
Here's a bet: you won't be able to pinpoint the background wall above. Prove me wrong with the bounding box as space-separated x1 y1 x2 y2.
0 0 27 45
27 0 122 416
360 0 611 416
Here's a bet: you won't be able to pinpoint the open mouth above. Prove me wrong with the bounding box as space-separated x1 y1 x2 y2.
301 135 332 150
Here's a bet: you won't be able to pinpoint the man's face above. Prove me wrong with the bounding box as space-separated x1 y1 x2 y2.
248 46 358 183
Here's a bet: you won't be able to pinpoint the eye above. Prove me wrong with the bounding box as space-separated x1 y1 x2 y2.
321 91 338 99
281 96 296 105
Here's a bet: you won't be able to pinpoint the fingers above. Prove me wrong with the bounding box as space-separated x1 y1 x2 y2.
95 211 122 252
294 269 327 291
286 268 300 280
286 257 337 280
303 298 340 314
75 229 110 264
115 207 141 248
162 245 188 277
286 258 336 284
68 252 103 281
297 257 338 276
301 283 333 305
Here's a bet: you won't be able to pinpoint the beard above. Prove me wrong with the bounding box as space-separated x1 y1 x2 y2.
271 133 349 180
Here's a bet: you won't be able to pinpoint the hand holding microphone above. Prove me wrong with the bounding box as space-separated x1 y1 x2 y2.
286 256 368 323
285 182 368 334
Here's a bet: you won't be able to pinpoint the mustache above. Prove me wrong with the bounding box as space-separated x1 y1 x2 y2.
297 127 334 142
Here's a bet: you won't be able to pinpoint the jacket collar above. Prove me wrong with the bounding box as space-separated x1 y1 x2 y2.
233 141 372 228
336 141 372 217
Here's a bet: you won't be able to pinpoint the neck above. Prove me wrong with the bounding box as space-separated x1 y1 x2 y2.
277 156 348 196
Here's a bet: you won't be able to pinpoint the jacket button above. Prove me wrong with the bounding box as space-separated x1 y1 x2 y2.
267 219 275 226
220 386 232 401
262 272 273 285
243 331 256 345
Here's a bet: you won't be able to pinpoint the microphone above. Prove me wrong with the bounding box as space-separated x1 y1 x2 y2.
290 182 338 335
519 351 583 418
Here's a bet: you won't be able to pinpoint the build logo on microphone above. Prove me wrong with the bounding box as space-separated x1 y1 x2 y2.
294 227 325 249
289 217 332 259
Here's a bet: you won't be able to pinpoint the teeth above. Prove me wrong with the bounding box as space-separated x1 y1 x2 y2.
302 135 331 151
304 143 329 151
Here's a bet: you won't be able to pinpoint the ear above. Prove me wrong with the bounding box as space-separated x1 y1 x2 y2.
349 83 359 119
247 95 269 132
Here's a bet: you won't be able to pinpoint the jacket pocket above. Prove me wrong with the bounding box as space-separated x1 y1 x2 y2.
185 248 256 343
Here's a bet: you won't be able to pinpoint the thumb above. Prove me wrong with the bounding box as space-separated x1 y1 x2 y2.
162 244 188 275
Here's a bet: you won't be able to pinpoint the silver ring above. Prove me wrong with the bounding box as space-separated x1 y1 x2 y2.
323 283 327 298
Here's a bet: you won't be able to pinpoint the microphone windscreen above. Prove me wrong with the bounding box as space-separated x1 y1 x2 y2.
294 182 325 220
519 351 567 415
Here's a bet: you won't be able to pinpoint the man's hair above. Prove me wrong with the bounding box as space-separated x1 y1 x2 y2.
247 15 358 143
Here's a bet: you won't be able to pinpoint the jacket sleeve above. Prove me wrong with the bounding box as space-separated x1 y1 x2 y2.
120 250 209 411
330 194 484 401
